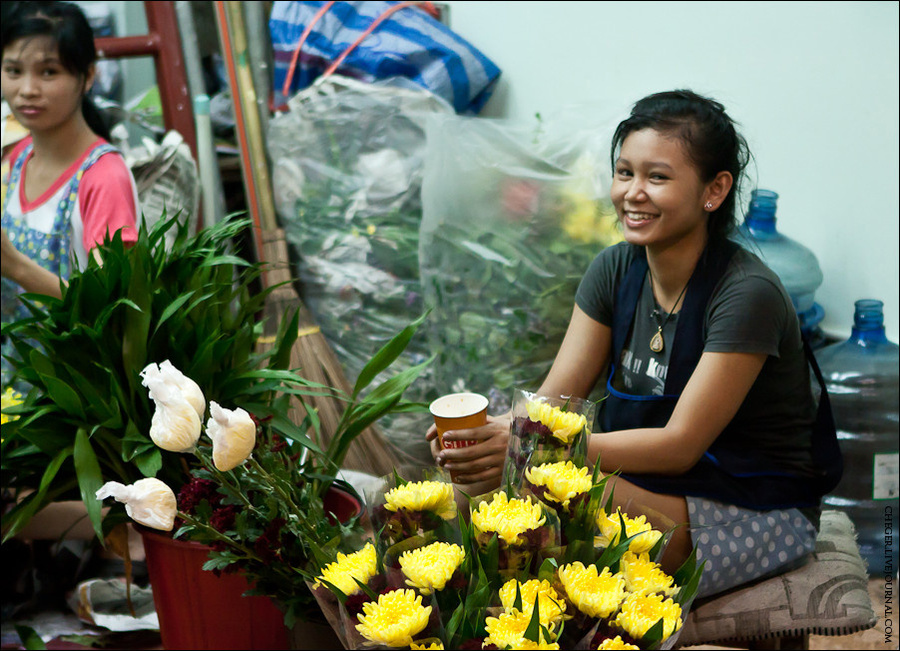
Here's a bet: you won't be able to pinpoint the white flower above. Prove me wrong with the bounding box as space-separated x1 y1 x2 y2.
96 478 177 531
141 361 203 453
141 360 205 417
205 402 256 471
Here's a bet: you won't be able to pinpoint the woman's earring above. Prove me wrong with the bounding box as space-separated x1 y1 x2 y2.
705 202 714 210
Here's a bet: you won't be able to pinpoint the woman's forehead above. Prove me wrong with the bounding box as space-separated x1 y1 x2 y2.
3 35 60 62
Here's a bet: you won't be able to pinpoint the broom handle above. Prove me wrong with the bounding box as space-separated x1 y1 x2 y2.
214 2 279 269
226 2 278 233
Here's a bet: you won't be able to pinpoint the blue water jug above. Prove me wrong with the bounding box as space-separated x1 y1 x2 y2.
817 299 899 575
738 190 826 344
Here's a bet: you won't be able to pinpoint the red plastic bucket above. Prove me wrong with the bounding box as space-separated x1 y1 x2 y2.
139 487 361 650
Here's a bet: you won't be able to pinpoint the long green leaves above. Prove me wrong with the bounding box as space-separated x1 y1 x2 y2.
1 214 309 540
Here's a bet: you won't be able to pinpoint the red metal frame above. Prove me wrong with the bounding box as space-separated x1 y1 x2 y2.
94 1 197 161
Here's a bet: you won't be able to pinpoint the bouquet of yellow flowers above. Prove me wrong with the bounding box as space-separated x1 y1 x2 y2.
313 454 703 650
504 390 595 491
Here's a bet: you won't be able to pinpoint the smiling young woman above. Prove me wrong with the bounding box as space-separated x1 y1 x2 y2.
429 90 843 599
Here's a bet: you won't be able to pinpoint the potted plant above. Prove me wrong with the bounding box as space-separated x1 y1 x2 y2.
1 214 430 648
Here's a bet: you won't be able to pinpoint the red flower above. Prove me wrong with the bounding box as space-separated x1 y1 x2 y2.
210 504 240 532
178 478 222 514
254 517 286 563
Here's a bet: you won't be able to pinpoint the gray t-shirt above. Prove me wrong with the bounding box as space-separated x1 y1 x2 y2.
575 242 817 476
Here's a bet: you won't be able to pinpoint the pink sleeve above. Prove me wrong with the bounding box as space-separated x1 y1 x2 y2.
78 152 139 250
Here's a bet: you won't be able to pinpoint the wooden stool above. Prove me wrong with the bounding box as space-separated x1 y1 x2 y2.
678 510 876 649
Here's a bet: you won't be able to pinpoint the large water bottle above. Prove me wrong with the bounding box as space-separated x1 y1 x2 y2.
817 299 899 575
738 190 826 345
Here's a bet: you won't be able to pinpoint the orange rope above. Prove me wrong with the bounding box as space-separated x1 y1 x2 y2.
281 0 336 99
322 1 420 78
280 1 439 99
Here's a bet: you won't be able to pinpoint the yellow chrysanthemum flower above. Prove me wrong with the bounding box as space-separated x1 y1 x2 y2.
498 578 566 626
614 592 683 642
484 610 559 650
1 386 23 426
524 461 593 508
595 508 662 554
526 400 588 444
557 562 626 619
356 589 432 648
410 641 443 650
384 480 457 520
620 551 677 596
471 491 546 545
596 635 640 650
314 542 378 597
400 542 465 594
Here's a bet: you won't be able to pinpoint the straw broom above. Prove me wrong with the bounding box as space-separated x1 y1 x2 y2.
214 1 401 476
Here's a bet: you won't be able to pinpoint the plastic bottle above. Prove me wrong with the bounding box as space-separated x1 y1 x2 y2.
738 190 826 345
817 299 899 575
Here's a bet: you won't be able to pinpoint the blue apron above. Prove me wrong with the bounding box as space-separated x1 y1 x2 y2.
1 141 118 388
598 241 842 510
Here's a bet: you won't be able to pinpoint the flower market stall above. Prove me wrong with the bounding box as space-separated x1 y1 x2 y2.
95 376 703 650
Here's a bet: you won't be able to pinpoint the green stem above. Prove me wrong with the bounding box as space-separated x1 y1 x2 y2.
246 457 307 522
177 511 259 558
192 448 258 512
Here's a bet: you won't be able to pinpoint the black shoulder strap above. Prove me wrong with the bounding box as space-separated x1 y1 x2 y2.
803 335 844 494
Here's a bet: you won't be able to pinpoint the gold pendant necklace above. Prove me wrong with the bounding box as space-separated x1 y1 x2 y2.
648 269 689 354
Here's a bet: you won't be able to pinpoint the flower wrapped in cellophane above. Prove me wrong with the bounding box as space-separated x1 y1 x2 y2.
550 539 703 650
309 541 387 640
503 389 595 491
367 468 461 554
469 489 559 589
521 460 610 564
347 588 445 649
395 540 468 639
322 448 703 650
595 506 665 556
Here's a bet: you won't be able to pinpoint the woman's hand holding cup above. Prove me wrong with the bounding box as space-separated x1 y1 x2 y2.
427 393 510 489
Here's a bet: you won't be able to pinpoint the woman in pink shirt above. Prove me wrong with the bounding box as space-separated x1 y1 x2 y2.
1 1 138 387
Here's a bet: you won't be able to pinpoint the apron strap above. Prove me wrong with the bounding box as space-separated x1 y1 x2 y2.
803 335 843 494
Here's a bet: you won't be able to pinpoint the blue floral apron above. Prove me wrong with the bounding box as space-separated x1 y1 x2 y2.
598 241 842 510
1 141 117 388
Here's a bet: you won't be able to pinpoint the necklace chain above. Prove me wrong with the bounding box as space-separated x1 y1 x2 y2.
647 269 689 353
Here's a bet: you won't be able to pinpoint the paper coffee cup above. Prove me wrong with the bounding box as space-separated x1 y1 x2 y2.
429 393 488 478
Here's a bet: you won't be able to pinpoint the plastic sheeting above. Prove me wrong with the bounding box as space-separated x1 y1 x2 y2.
268 76 451 462
419 111 623 415
269 77 624 462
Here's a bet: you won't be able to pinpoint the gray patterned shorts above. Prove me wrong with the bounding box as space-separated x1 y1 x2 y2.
687 497 817 598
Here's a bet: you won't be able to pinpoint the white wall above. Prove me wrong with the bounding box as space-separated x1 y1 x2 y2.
444 0 900 342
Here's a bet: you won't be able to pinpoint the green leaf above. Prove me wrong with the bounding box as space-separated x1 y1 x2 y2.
151 290 196 335
641 617 666 646
351 310 429 396
74 427 105 540
523 596 542 643
37 375 85 421
1 448 74 541
14 625 46 650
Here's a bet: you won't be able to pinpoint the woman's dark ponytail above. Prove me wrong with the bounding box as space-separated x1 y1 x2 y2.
81 95 112 142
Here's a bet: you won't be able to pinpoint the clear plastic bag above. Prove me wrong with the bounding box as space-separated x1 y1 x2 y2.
267 76 453 462
420 111 624 414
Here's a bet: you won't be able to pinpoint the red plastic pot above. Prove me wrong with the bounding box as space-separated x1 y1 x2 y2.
139 487 361 650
